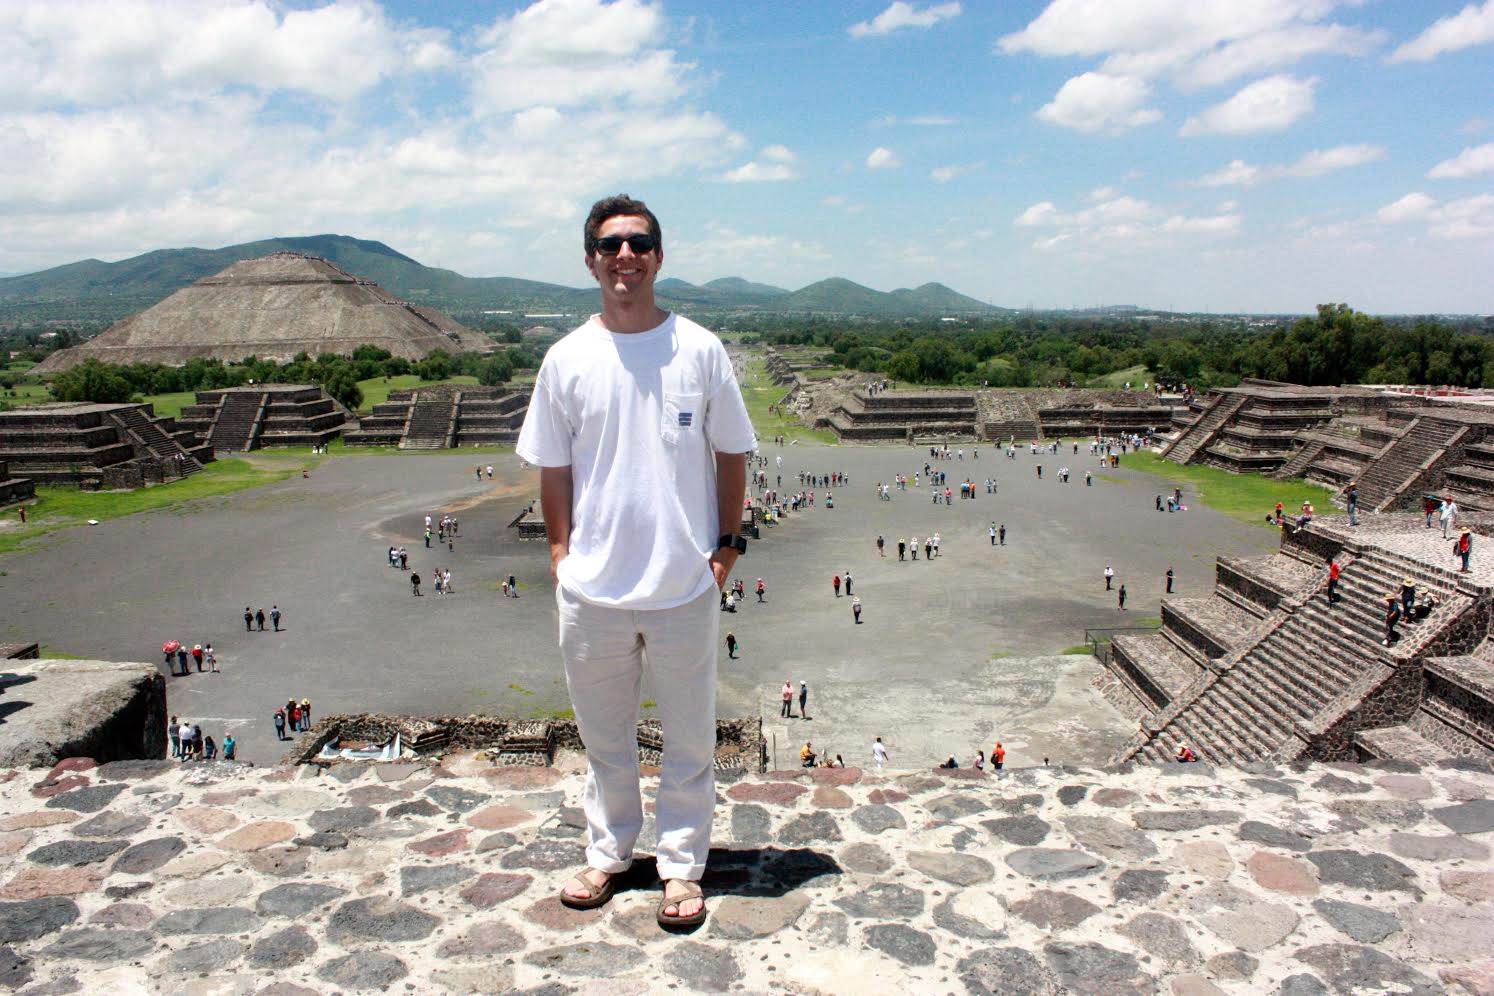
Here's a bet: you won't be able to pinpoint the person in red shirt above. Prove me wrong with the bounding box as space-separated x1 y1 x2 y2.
1327 560 1341 604
992 742 1006 770
832 574 841 597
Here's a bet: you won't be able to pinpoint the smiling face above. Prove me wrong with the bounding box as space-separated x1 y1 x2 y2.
585 213 663 304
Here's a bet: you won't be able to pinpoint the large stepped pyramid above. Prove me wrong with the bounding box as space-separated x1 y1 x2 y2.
1102 514 1494 767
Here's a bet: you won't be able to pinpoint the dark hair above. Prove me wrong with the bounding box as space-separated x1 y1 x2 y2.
584 194 662 255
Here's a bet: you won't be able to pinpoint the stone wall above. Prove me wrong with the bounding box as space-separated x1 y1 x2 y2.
0 661 166 768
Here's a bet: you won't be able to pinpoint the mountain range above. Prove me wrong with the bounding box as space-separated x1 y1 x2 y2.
0 235 1003 324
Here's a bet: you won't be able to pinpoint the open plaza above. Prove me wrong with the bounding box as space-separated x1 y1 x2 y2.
0 439 1278 769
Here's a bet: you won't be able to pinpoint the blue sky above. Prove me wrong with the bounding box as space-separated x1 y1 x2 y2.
2 0 1491 313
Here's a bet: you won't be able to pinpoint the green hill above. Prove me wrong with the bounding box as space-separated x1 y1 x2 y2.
0 235 1002 323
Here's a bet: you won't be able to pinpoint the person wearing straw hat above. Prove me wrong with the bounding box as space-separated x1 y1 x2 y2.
1401 578 1417 622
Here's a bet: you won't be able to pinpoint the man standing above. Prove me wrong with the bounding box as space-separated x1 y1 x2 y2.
1346 482 1358 526
1441 496 1458 539
998 524 1006 546
1118 584 1127 611
243 607 253 632
1327 559 1341 604
518 195 755 928
1104 564 1114 590
270 605 282 632
781 680 793 718
1165 567 1174 594
872 736 888 770
990 522 997 546
255 608 266 631
798 681 809 720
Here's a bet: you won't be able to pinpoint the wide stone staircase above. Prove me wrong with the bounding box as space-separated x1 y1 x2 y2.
1162 393 1246 464
1440 441 1494 512
1119 536 1475 766
402 393 457 449
208 391 267 452
1272 438 1325 480
106 406 203 475
1349 415 1468 512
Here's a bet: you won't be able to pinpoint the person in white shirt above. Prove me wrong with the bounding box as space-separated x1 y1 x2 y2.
517 195 755 929
872 736 889 770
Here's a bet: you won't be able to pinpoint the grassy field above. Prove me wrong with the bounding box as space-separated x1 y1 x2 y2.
740 359 836 443
1086 365 1154 389
0 452 321 557
141 390 197 420
2 382 52 407
355 374 479 412
1124 450 1333 528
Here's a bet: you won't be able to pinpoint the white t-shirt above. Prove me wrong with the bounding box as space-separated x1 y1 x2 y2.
872 741 888 764
517 313 757 609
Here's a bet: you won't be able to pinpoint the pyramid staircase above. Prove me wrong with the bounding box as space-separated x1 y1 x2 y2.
401 392 457 449
106 406 203 476
1273 438 1326 480
1115 529 1482 766
1162 393 1246 464
1349 416 1468 512
208 391 267 452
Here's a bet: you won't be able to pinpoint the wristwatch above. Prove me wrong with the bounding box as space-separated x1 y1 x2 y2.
717 533 748 555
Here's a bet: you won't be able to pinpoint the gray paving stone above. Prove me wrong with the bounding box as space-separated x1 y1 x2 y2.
1275 974 1328 996
324 763 370 784
386 798 442 820
476 832 519 853
1237 821 1312 852
307 806 378 832
1328 799 1424 829
957 946 1057 996
0 944 31 990
865 923 936 966
1388 831 1490 862
524 942 645 976
437 920 528 958
1294 943 1440 996
1044 942 1154 996
777 812 843 845
663 941 743 992
42 928 154 961
375 763 424 783
249 926 318 968
318 951 408 989
932 894 1003 940
1056 785 1088 806
0 898 80 943
1063 815 1157 862
1010 889 1102 930
1306 850 1420 893
426 786 490 813
69 812 148 839
1313 773 1370 795
839 842 892 874
833 882 925 919
247 847 309 878
400 863 475 896
1206 951 1257 981
1132 809 1241 831
1005 847 1104 881
1188 884 1298 952
1244 778 1298 798
155 906 258 935
104 883 152 901
1117 912 1197 964
43 784 126 813
499 840 586 871
730 804 771 845
1431 798 1494 834
803 911 850 946
26 840 128 867
93 760 175 781
851 804 906 834
989 793 1046 814
326 897 439 942
925 794 985 820
707 893 811 939
293 831 347 850
163 938 245 974
908 850 994 886
1312 898 1401 944
981 814 1050 846
1113 868 1169 904
256 883 348 918
110 837 185 875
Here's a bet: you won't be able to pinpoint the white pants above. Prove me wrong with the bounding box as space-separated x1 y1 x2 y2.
556 584 719 881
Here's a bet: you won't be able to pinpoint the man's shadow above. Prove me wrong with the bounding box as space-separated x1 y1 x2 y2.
610 846 842 933
0 673 37 724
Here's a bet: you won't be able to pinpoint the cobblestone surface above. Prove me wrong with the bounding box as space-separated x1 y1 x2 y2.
0 752 1488 993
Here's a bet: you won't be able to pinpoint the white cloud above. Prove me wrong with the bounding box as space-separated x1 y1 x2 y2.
999 1 1377 88
1014 190 1239 253
1035 72 1161 134
471 0 695 113
1376 192 1494 239
1389 0 1494 62
1180 74 1317 136
1161 213 1241 234
849 2 961 38
1088 185 1120 201
719 162 795 183
670 222 830 280
823 195 866 213
0 0 448 107
1428 143 1494 179
931 162 983 182
761 144 797 163
1194 143 1385 186
1284 143 1386 176
867 147 901 169
1377 192 1437 222
1197 159 1262 187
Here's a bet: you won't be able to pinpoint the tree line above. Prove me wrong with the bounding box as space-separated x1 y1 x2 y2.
43 345 533 411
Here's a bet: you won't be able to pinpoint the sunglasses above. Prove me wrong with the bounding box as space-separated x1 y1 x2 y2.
593 233 657 255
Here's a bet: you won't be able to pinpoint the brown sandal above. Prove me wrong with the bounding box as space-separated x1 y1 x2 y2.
657 879 706 927
559 868 616 910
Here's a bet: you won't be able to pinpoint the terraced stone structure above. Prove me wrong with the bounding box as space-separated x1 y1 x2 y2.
824 390 980 441
175 385 347 452
0 459 35 508
0 750 1489 993
0 403 211 489
342 385 528 449
1100 515 1494 767
32 252 486 373
1163 380 1381 472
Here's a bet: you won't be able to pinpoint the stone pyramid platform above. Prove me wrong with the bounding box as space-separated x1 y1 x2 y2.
2 751 1491 994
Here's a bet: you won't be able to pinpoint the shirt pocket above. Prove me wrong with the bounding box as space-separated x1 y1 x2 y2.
661 392 703 441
